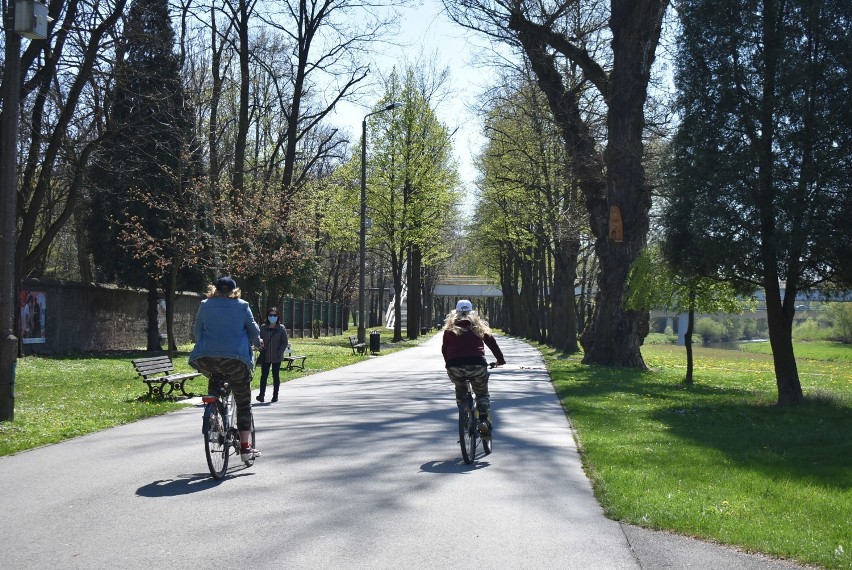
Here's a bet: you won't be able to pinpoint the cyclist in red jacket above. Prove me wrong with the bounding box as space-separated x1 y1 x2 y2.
441 299 506 438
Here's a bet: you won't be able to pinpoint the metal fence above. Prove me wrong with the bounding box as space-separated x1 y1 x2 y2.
279 298 348 338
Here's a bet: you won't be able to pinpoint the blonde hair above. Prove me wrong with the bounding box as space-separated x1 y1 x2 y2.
206 284 241 299
444 309 492 338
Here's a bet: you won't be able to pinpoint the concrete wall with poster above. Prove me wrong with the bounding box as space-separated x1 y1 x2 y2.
20 279 203 354
20 289 47 345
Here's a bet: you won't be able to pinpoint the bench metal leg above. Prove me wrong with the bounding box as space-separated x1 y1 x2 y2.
175 380 193 398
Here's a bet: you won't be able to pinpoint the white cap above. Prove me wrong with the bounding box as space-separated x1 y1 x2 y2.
455 299 473 313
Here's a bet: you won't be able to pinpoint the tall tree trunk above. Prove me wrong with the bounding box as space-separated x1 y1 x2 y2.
509 1 666 369
392 282 404 342
551 238 580 353
764 279 802 405
580 2 659 369
73 193 93 283
755 1 802 406
146 283 161 352
232 0 250 197
406 245 422 339
208 6 222 190
498 257 515 335
0 18 22 418
391 251 404 342
684 289 695 385
165 265 179 358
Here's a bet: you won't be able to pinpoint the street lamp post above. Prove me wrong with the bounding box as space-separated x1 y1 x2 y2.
359 101 402 344
2 3 49 421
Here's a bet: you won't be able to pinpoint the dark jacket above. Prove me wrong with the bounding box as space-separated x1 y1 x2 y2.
442 320 506 367
258 324 288 364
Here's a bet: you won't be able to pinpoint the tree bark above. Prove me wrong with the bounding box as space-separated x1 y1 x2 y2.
406 245 422 340
508 2 666 369
755 2 802 406
764 277 803 405
232 0 250 197
208 6 223 191
684 290 695 385
550 238 580 353
146 283 161 352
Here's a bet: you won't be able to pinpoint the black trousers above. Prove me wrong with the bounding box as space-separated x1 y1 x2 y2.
258 361 282 398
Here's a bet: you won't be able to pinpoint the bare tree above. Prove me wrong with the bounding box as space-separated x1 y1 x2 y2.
259 0 405 197
446 0 668 368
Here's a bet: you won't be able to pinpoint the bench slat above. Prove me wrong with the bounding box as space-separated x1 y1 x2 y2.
132 356 173 365
135 364 175 376
142 372 200 383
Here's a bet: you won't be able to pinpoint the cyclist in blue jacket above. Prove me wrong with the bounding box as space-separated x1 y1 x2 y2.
442 299 505 438
190 276 263 461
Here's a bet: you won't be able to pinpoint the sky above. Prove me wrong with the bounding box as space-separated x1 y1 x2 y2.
329 1 499 193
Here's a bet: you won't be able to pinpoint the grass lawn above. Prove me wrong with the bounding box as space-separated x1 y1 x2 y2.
0 329 423 456
544 340 851 570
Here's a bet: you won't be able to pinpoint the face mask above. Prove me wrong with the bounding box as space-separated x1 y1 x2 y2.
268 316 278 324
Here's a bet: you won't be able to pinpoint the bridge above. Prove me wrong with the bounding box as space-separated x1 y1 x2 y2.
433 275 503 298
383 275 503 329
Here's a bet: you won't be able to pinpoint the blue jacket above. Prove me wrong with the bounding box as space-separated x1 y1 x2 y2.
189 297 262 371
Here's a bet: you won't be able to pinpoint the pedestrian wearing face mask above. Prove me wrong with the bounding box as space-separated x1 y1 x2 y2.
255 307 289 403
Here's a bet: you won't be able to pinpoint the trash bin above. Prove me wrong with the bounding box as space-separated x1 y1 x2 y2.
369 330 381 354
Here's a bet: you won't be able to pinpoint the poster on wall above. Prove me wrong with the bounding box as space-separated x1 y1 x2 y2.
20 290 47 344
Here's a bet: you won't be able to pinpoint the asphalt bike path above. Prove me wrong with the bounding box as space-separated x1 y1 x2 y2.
0 335 809 569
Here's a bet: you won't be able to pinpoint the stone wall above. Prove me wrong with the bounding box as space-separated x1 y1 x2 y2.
20 279 202 354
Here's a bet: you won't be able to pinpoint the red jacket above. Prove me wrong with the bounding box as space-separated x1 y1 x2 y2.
442 321 506 367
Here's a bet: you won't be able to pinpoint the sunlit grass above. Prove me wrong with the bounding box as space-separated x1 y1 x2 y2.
546 342 852 569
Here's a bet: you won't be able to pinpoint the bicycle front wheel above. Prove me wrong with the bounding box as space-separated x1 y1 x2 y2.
459 399 476 464
204 401 229 480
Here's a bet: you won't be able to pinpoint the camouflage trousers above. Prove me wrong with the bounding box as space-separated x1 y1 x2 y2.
193 356 253 431
447 364 491 420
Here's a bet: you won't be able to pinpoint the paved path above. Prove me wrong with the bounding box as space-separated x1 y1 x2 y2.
0 335 809 569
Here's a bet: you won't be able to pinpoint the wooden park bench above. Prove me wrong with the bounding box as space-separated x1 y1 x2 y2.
132 355 201 398
282 344 307 371
349 335 367 356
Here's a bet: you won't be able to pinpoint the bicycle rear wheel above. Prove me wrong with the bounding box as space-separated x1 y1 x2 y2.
204 401 228 480
459 398 476 464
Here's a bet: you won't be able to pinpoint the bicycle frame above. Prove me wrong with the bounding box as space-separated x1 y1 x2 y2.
201 375 254 479
201 381 233 441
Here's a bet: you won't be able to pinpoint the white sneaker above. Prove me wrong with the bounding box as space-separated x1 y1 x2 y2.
241 447 261 461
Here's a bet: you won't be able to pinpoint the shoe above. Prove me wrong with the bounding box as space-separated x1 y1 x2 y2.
478 417 492 438
271 396 278 403
255 395 264 402
241 447 261 461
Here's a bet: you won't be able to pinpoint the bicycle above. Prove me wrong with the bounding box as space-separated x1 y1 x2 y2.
201 373 256 480
458 363 496 464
